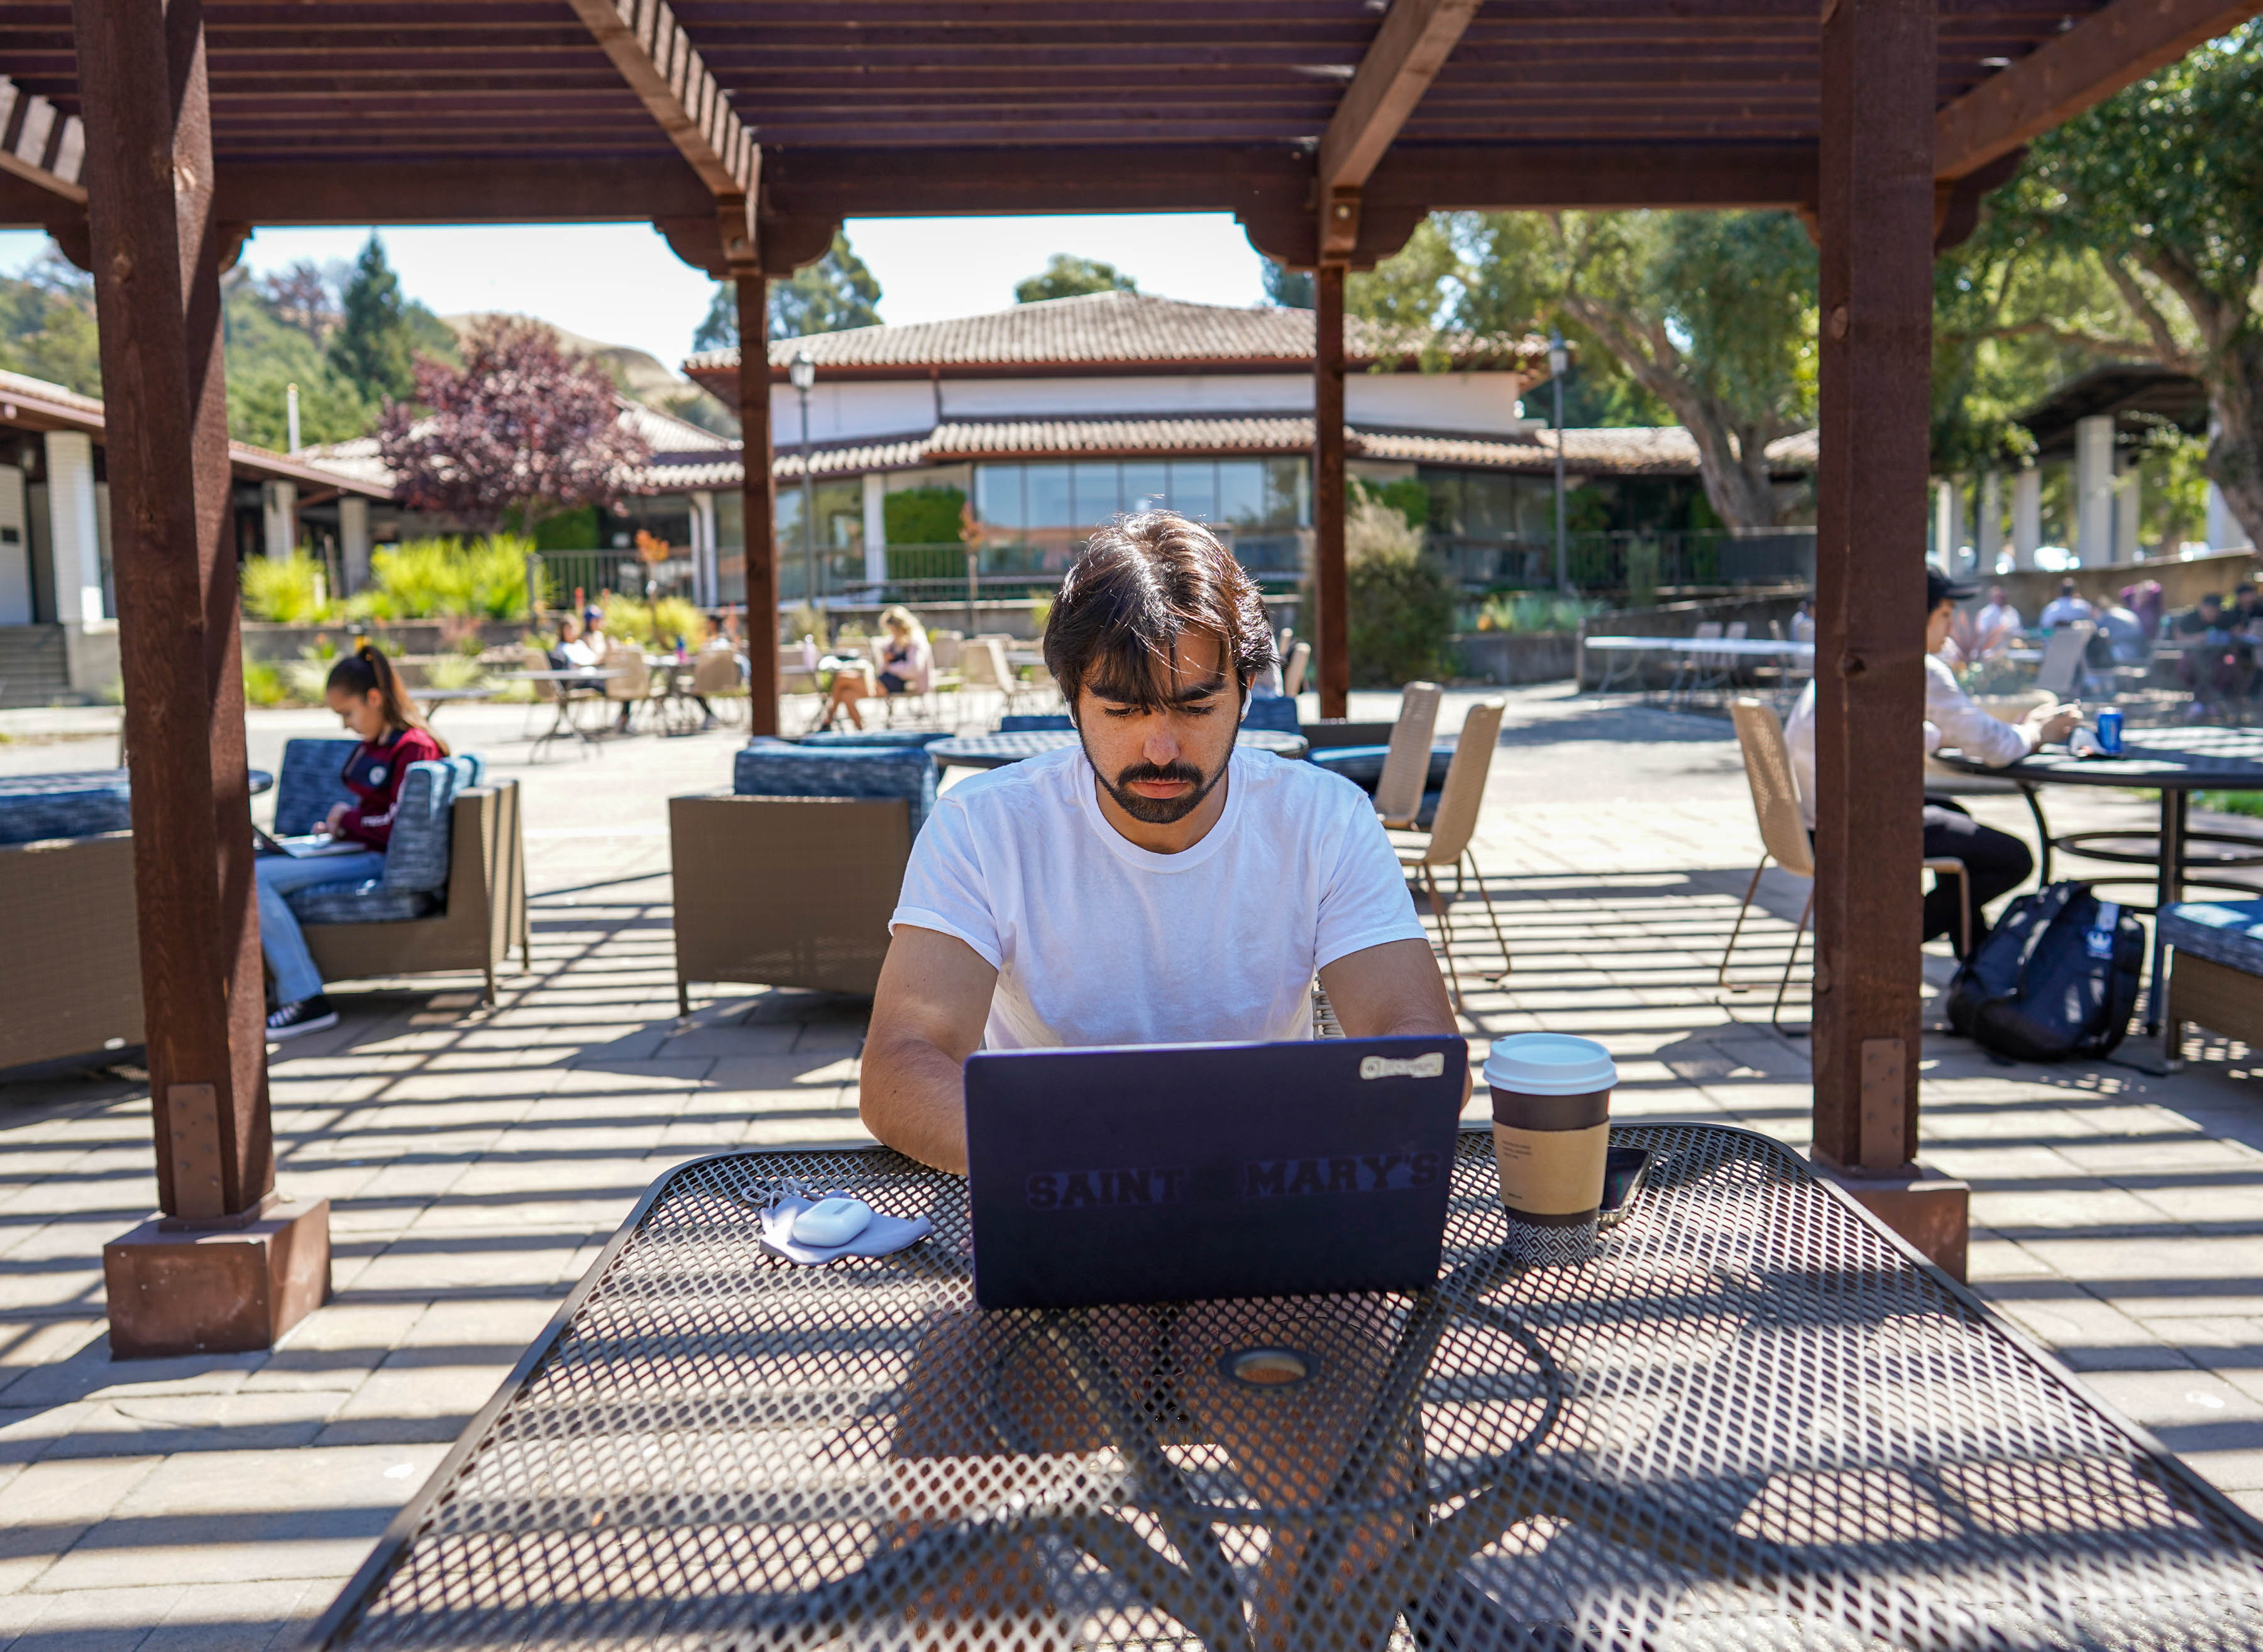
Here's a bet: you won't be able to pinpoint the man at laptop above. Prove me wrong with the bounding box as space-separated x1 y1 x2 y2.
862 510 1461 1172
860 512 1459 1642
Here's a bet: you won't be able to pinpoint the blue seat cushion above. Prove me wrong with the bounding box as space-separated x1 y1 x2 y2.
734 742 937 838
1240 695 1301 736
2162 900 2263 977
998 714 1073 732
381 757 483 896
795 729 955 749
1307 744 1455 795
274 739 361 835
287 879 439 926
0 771 133 845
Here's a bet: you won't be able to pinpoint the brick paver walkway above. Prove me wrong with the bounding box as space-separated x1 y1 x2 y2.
1 684 2260 1647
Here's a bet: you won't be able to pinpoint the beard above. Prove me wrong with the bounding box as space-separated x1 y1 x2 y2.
1079 740 1229 825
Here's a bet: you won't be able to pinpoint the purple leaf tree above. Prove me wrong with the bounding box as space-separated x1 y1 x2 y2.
377 316 650 531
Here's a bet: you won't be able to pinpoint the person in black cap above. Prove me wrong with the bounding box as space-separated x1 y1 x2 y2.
1787 568 2078 954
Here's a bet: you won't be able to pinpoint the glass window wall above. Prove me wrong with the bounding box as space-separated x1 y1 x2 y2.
971 457 1311 535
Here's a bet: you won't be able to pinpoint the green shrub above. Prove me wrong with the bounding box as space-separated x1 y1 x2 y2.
1351 476 1430 531
241 658 289 706
595 592 709 649
1345 498 1456 688
1624 539 1662 610
241 553 339 624
424 654 487 691
1477 593 1603 634
884 486 967 546
350 535 533 622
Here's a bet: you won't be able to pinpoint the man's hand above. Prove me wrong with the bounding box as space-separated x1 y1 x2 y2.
1318 937 1470 1106
861 925 999 1174
2025 702 2080 746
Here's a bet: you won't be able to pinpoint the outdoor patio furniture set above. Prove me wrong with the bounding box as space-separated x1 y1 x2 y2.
0 744 527 1072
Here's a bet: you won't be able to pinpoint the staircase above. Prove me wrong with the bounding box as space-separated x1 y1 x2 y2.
0 627 72 708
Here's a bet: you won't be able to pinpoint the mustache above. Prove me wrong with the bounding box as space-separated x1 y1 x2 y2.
1113 762 1204 788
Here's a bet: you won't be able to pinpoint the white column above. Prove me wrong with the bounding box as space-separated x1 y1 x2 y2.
1932 478 1955 564
0 463 29 626
43 431 103 626
1977 471 2003 574
2012 466 2042 568
2208 482 2248 551
2074 415 2114 564
339 496 371 593
262 479 297 560
862 472 887 588
689 490 719 606
2115 445 2142 560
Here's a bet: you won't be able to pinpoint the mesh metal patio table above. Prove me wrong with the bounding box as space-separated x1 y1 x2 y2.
309 1123 2263 1650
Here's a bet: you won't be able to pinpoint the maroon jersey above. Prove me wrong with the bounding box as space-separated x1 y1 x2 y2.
334 727 445 849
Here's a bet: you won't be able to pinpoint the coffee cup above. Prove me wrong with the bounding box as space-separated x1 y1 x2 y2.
1484 1033 1616 1265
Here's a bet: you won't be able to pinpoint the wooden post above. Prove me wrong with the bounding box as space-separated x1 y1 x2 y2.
1313 263 1350 719
76 0 329 1353
1813 0 1934 1175
737 275 778 736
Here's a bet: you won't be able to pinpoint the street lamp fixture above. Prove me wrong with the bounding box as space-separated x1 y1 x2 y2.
1547 331 1570 593
790 350 817 613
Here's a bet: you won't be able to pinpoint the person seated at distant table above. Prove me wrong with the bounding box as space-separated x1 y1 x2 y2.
549 614 599 669
1788 598 1817 645
2038 578 2096 631
1976 585 2023 636
820 605 935 731
1787 568 2076 957
2175 592 2253 715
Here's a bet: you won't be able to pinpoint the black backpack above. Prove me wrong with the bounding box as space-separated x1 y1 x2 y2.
1946 881 2144 1061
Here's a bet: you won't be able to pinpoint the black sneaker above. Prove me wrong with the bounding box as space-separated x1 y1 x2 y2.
267 996 338 1041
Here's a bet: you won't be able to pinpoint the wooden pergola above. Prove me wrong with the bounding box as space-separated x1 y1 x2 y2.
3 0 2254 1353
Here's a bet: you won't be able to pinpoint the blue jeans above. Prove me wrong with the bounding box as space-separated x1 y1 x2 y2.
256 849 387 1005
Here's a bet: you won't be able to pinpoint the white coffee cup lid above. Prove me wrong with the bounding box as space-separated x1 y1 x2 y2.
1484 1033 1617 1096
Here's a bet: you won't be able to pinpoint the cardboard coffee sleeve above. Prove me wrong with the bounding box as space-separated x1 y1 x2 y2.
1482 1034 1617 1264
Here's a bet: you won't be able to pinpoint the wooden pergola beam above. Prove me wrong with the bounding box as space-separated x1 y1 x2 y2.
0 75 86 204
562 0 761 265
1316 0 1483 198
1934 0 2262 180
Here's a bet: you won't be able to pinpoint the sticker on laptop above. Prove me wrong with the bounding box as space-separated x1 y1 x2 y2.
1360 1052 1445 1080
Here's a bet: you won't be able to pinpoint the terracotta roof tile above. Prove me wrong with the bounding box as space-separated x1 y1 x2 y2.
686 291 1545 375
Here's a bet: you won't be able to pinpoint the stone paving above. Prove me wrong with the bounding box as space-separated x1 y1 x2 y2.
1 683 2262 1647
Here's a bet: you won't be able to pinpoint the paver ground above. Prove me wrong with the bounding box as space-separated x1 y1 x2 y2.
1 682 2261 1647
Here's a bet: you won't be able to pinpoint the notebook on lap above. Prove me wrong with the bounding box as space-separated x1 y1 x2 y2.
964 1036 1467 1309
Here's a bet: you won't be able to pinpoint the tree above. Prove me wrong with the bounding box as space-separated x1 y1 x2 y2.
1015 255 1137 304
260 261 339 347
1960 24 2263 548
1343 495 1455 686
333 233 421 403
1264 260 1313 309
377 316 650 530
692 230 884 350
1453 211 1817 530
0 250 102 396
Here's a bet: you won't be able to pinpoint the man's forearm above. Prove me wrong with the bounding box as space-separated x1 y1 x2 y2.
860 1032 972 1175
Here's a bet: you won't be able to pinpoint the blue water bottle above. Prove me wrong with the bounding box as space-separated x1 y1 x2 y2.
2096 706 2123 754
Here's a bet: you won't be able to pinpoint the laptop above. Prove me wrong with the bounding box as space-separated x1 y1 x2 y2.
964 1035 1467 1309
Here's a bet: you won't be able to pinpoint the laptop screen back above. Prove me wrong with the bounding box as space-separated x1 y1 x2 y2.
965 1037 1466 1309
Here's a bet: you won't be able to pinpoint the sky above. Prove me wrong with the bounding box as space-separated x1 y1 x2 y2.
0 212 1274 374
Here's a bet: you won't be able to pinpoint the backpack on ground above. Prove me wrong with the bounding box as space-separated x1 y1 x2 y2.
1945 881 2144 1061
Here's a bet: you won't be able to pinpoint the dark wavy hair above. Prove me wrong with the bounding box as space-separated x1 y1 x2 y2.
1042 512 1276 714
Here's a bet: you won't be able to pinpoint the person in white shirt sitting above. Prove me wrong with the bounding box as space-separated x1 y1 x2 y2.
1975 584 2023 637
1787 569 2077 955
862 511 1457 1172
2038 578 2096 631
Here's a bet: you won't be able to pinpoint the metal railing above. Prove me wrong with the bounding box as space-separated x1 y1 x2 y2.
534 549 698 608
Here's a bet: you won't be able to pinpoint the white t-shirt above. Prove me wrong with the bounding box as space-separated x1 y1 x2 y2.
891 744 1428 1050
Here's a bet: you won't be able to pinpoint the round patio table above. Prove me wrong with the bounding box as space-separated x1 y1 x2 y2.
928 727 1309 768
1933 724 2263 1011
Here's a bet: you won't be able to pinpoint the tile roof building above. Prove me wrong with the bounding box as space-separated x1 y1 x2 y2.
673 290 1814 607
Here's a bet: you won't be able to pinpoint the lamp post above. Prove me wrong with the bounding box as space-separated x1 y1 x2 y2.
1548 331 1570 593
789 349 817 612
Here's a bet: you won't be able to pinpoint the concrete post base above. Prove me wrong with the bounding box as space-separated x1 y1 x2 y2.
1812 1159 1970 1281
102 1196 331 1358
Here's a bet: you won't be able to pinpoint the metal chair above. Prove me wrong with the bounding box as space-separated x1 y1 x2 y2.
1723 698 1969 1028
601 644 651 733
1374 681 1444 830
2034 621 2094 702
1395 698 1509 1011
1281 639 1311 699
1668 620 1724 707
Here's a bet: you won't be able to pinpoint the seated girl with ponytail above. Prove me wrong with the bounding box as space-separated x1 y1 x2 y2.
256 646 451 1040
